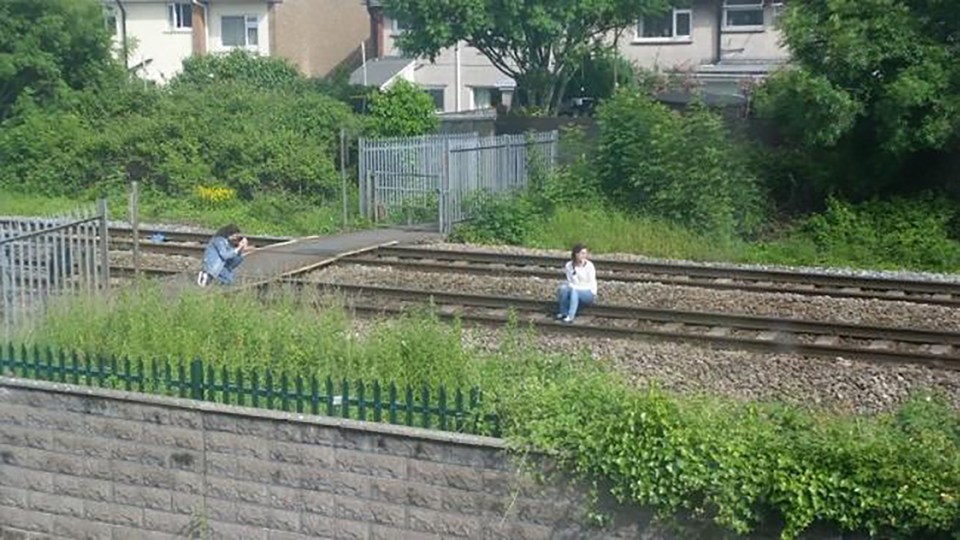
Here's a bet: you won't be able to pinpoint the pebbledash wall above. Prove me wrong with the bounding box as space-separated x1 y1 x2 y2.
0 376 687 540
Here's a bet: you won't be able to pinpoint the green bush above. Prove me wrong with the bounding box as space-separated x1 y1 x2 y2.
367 80 439 137
504 370 960 539
0 81 356 201
449 191 543 245
595 90 767 238
799 195 960 271
171 49 306 91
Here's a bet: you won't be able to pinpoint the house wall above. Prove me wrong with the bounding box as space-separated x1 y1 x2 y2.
383 19 514 112
117 2 193 83
273 0 370 78
619 0 788 71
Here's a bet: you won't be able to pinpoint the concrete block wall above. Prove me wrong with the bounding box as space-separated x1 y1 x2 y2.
0 377 662 540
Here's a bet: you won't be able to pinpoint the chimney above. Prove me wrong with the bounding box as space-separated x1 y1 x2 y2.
367 1 385 59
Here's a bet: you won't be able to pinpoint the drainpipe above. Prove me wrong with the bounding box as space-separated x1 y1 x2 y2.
715 0 723 64
455 42 462 112
115 0 128 70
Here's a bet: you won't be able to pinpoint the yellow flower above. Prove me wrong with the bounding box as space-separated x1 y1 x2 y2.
196 185 237 205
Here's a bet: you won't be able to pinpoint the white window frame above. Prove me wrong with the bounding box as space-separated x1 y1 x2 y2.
470 87 499 110
221 14 260 49
422 86 445 111
723 0 765 31
634 8 693 42
772 1 785 23
391 18 408 34
167 2 192 31
103 4 118 36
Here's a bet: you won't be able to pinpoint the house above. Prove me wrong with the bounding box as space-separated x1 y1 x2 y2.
351 0 789 112
621 0 789 102
102 0 369 83
350 0 516 113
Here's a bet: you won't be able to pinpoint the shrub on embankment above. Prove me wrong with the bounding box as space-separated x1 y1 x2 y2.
11 283 960 539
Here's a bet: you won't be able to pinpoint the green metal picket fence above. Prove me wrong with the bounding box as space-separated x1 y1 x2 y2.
0 343 500 436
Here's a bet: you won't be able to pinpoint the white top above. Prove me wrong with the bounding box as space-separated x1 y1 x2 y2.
564 260 597 295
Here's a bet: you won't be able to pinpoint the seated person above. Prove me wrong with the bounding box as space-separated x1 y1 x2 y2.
556 243 597 323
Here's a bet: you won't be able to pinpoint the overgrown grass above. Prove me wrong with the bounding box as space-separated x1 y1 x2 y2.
10 282 960 538
0 188 358 237
11 281 960 538
16 282 487 389
523 203 960 273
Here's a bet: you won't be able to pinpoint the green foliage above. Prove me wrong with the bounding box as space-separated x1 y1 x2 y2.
794 195 960 271
384 0 669 113
563 49 637 105
504 370 960 539
754 69 862 148
367 80 439 137
757 0 960 199
172 49 307 91
450 191 543 245
0 0 120 119
596 90 766 238
0 80 355 201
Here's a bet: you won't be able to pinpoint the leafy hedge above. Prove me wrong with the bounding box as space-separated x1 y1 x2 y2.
595 90 767 239
0 79 355 201
500 365 960 539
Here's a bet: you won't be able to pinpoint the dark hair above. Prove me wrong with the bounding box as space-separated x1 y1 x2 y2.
571 243 587 262
215 224 240 239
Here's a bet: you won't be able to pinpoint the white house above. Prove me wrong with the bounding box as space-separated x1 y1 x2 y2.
351 0 516 113
622 0 789 99
103 0 277 83
352 0 790 112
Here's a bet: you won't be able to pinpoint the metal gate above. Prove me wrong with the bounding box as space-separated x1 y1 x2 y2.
0 200 109 339
359 131 558 234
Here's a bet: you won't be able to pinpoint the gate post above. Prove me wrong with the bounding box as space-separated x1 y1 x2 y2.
441 138 451 234
97 198 110 288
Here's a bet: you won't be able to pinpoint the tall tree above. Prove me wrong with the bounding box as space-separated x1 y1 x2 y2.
383 0 668 114
0 0 119 119
755 0 960 198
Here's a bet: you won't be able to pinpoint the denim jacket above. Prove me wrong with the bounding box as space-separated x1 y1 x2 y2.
202 236 242 281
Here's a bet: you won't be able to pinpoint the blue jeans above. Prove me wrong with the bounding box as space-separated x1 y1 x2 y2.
557 284 594 319
216 256 244 285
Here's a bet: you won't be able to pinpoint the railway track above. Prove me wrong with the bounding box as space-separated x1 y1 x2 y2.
272 280 960 369
341 246 960 308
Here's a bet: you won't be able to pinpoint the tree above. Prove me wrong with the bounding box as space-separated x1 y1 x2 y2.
367 80 439 137
0 0 119 119
383 0 669 114
172 50 307 92
755 0 960 198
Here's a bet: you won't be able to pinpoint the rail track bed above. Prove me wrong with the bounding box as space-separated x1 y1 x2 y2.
341 246 960 307
276 281 960 369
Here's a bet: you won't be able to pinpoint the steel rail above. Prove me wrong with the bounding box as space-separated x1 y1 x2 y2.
273 280 959 369
343 246 960 307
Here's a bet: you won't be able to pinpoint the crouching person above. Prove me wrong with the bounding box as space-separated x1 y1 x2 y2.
197 224 251 286
556 243 597 323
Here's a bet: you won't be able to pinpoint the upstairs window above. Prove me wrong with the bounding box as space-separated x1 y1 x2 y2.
222 15 259 48
168 2 192 30
723 0 764 29
636 8 692 40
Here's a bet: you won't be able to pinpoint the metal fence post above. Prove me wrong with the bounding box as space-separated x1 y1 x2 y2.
190 358 204 400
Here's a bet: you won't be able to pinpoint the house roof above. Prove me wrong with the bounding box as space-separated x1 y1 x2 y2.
349 57 416 89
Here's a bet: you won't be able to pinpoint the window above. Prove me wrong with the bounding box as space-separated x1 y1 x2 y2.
391 18 409 33
424 87 445 111
222 15 259 48
723 0 764 29
471 87 501 110
636 8 692 40
167 2 192 30
772 1 785 22
103 4 118 36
